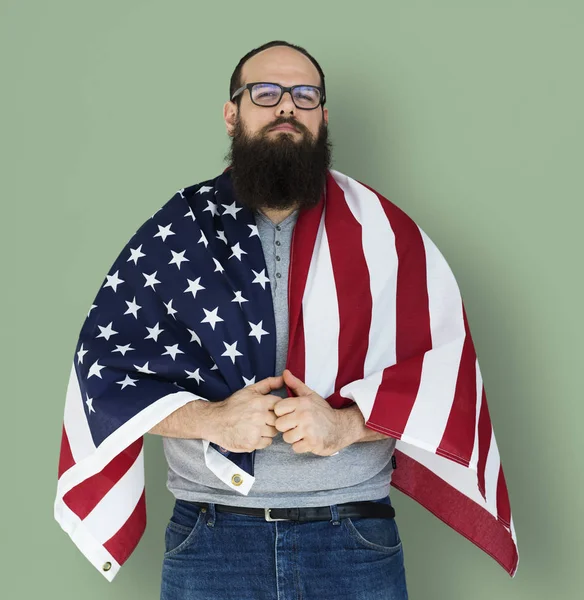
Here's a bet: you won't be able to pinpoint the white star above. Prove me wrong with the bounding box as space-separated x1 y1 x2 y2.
162 344 184 361
184 207 196 221
202 199 219 216
104 270 124 292
164 299 178 319
87 304 97 317
113 343 134 356
154 223 175 242
252 269 270 289
242 375 256 386
248 224 259 238
201 307 224 330
124 297 141 319
185 368 205 385
169 250 189 269
221 201 243 219
134 361 156 374
77 343 88 364
117 374 138 389
232 290 248 305
213 258 225 274
143 271 161 290
229 242 247 261
87 360 106 379
86 394 95 414
249 320 269 343
216 230 228 244
145 322 164 341
196 185 213 195
127 245 146 265
96 321 118 341
198 230 209 248
187 328 202 345
184 277 205 299
210 360 218 371
221 340 243 364
177 188 185 198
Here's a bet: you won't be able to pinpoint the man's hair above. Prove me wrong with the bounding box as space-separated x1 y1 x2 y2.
229 40 326 109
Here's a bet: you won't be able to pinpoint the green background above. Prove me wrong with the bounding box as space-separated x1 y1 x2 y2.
2 0 582 597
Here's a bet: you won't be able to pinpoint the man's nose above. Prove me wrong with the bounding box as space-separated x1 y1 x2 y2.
274 90 296 116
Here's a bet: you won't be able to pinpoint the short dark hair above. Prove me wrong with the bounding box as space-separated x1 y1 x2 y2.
229 40 326 109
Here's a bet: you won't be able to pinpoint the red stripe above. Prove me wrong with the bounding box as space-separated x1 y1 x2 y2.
476 389 492 499
63 438 143 520
391 450 518 576
496 466 512 527
325 180 371 393
58 426 76 478
286 176 325 390
367 187 431 433
104 489 147 565
437 305 477 465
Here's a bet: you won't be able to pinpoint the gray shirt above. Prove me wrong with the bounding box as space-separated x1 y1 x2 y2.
162 207 396 507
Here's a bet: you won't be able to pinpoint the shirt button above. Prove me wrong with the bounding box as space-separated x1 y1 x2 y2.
275 241 281 246
276 225 281 231
276 273 281 278
276 256 280 261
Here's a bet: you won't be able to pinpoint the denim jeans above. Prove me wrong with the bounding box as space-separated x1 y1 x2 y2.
160 495 408 600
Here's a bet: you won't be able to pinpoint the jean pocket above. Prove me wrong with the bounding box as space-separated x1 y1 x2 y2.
343 516 402 555
163 501 205 557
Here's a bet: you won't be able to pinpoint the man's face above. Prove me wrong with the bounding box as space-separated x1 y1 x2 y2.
222 46 332 213
224 45 329 143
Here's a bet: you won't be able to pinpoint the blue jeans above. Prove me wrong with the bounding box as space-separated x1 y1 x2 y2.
160 495 408 600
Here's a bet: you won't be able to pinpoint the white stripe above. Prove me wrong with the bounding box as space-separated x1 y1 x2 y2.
339 370 383 422
202 440 255 495
54 497 120 581
402 228 466 451
57 390 205 497
469 359 484 472
484 430 501 517
84 447 145 544
331 171 398 376
301 211 340 399
63 362 96 463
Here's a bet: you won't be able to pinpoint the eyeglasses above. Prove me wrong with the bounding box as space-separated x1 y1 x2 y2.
231 82 325 110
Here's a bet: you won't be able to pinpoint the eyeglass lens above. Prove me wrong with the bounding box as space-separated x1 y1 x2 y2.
251 83 321 108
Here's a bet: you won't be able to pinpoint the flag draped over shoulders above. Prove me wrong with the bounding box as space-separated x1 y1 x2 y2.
55 167 518 581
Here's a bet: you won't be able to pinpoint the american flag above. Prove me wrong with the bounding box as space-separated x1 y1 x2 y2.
55 167 519 580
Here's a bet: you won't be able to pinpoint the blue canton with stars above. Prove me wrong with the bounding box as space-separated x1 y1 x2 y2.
74 169 276 475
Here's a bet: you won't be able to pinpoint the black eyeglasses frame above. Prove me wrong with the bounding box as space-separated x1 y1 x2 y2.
230 82 326 110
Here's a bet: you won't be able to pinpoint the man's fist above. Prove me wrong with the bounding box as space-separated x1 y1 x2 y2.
204 376 283 453
274 369 346 456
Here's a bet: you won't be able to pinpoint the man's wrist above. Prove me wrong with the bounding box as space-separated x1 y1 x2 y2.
337 404 389 447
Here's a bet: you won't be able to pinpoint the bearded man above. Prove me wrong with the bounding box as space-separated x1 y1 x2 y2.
55 40 518 600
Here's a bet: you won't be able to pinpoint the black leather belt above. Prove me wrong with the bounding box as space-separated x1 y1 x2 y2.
187 500 395 522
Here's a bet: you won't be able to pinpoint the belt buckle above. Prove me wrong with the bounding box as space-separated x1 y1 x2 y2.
264 508 289 522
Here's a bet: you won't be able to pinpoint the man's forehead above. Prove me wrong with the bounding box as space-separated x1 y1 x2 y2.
240 46 320 85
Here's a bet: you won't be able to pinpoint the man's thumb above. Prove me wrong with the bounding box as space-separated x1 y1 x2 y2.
283 369 311 395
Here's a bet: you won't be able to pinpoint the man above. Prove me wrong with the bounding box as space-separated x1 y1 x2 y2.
55 40 518 599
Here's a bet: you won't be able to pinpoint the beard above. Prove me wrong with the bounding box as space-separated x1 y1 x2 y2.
224 112 333 213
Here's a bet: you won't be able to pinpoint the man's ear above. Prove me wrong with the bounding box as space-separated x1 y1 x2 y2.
223 101 238 137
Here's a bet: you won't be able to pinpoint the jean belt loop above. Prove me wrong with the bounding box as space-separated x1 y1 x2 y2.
206 502 216 527
329 503 340 526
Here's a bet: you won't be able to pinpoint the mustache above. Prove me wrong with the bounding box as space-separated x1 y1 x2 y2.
261 117 310 136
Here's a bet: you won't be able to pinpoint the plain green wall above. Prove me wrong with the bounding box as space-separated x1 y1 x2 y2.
2 0 582 597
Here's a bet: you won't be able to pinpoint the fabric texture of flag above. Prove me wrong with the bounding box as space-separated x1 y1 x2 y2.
55 167 519 581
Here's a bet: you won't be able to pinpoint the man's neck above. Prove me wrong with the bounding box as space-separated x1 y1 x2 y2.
257 205 298 225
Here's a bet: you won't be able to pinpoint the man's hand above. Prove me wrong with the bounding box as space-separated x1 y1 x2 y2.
203 376 283 453
274 369 356 455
